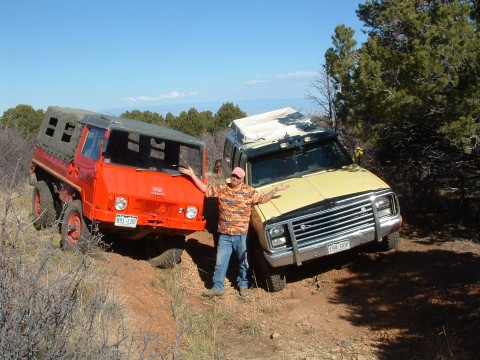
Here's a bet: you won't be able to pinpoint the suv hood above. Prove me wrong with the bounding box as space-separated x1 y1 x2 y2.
255 164 390 221
100 165 205 205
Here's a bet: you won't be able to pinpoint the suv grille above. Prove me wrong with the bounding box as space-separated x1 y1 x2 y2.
289 193 378 248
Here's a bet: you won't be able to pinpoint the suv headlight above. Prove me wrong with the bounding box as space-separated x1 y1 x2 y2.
375 195 392 217
267 225 288 248
185 206 198 219
115 197 127 211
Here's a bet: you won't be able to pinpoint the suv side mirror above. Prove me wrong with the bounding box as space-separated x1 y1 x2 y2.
353 146 364 165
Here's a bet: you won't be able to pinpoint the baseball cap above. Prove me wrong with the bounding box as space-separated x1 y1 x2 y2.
231 167 245 179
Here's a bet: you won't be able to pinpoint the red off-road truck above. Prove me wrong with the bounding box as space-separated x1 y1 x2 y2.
29 106 206 267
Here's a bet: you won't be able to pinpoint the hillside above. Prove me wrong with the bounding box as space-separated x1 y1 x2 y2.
97 221 480 359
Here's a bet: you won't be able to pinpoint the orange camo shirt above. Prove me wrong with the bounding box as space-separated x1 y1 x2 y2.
205 183 264 235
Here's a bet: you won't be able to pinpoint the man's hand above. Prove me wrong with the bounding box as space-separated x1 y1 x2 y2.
262 183 289 203
275 184 289 191
178 166 207 193
179 166 193 177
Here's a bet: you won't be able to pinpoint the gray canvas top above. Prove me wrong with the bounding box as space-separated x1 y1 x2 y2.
36 106 205 163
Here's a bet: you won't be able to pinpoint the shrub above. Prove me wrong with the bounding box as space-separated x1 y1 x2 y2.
0 128 34 190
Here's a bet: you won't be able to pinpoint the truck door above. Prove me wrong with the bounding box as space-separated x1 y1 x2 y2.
222 138 234 179
74 126 106 217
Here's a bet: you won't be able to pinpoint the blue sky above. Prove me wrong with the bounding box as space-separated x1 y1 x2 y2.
0 0 366 116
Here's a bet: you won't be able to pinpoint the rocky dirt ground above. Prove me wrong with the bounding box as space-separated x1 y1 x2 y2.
94 216 480 360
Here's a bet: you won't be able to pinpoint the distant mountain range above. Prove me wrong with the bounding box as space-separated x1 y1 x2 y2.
103 98 318 117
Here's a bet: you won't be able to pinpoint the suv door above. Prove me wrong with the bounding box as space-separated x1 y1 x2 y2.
74 126 106 216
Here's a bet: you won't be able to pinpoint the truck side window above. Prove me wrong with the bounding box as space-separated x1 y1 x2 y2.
233 146 241 167
223 139 233 166
61 122 76 143
45 117 58 137
81 127 106 160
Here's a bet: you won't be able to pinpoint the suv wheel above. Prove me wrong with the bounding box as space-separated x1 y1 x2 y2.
253 241 286 292
146 235 186 269
378 231 400 251
61 200 92 253
32 180 56 230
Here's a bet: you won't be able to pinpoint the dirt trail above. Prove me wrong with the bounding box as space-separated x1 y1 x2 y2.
95 223 480 360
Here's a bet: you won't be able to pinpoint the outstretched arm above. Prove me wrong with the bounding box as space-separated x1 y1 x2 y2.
261 184 289 203
179 166 207 193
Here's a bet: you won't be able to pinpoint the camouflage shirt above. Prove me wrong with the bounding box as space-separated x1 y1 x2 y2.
205 183 264 235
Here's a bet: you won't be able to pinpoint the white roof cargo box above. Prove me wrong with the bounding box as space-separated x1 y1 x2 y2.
230 107 314 144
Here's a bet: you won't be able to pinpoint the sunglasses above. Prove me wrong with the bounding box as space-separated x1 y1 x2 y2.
231 174 241 179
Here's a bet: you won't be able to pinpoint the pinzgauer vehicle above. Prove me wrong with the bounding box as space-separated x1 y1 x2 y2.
30 106 206 267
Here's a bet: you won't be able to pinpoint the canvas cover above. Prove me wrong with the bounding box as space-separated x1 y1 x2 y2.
36 106 97 162
93 114 204 147
230 107 314 144
36 106 205 163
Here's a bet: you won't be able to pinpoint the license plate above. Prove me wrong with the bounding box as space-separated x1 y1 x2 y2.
114 214 138 228
327 239 350 254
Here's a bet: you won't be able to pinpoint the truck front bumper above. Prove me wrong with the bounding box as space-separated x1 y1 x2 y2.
264 217 402 268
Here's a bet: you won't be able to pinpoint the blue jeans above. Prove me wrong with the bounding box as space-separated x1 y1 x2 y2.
212 234 249 292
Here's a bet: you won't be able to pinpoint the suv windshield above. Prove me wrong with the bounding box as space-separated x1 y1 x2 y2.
103 130 203 177
249 138 352 187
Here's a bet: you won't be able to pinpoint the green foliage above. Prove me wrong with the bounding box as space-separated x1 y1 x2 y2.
214 102 247 130
328 0 479 151
120 102 246 137
164 111 176 128
325 0 479 202
121 109 165 126
0 104 44 139
171 108 214 137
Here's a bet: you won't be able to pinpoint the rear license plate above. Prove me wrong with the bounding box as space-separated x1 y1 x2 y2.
114 214 138 228
327 239 350 254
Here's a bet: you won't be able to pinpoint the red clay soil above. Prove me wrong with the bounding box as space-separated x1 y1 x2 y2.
95 219 480 360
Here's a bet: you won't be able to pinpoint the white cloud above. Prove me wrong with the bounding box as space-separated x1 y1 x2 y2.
277 71 318 79
245 79 267 85
245 71 317 86
122 91 198 103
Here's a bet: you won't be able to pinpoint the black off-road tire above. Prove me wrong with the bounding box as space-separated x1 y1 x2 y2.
377 231 400 252
252 241 286 292
61 200 92 253
32 180 56 230
147 235 186 269
149 248 184 268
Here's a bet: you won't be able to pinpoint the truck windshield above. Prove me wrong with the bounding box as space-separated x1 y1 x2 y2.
103 130 204 177
249 138 353 187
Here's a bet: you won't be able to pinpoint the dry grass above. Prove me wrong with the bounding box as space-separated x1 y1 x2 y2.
0 182 177 359
156 265 232 360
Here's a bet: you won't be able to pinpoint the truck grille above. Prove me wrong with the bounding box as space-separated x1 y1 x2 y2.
289 194 376 248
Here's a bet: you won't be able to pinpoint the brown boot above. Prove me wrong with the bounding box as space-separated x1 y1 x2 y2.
202 289 224 298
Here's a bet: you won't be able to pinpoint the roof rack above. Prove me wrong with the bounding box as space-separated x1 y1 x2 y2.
230 107 316 144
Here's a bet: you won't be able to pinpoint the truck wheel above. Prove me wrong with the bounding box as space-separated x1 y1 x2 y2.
147 235 185 269
253 241 286 292
61 200 91 253
377 231 400 251
32 180 56 230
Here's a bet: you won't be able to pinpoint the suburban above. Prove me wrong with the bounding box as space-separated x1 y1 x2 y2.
220 107 402 291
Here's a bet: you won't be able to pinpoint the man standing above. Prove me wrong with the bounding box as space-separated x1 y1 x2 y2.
179 166 288 298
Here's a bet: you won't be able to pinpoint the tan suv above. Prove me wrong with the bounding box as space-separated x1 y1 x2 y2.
220 107 402 291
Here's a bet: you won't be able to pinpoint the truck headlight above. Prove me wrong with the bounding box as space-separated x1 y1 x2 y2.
268 225 285 237
185 206 198 219
375 195 392 217
115 197 127 211
268 225 288 248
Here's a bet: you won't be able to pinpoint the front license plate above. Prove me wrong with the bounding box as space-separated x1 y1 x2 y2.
114 214 138 228
327 239 350 254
